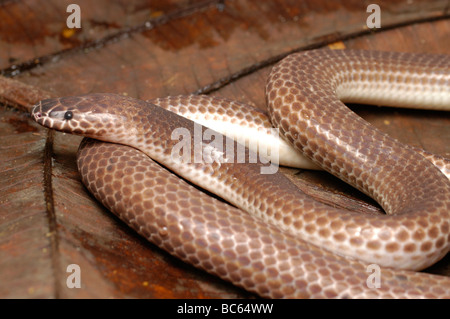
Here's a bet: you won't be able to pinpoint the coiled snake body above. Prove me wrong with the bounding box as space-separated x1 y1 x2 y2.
32 50 450 298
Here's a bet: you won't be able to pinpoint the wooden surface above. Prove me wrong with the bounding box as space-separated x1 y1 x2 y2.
0 0 449 298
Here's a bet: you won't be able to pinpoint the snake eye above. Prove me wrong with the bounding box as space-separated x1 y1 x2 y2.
64 110 73 120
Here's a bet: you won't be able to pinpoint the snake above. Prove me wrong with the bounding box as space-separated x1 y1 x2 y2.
30 49 450 298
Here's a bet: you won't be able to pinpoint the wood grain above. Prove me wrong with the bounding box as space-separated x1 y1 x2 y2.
0 0 448 298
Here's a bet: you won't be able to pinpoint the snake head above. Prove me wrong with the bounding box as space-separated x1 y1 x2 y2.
31 93 139 141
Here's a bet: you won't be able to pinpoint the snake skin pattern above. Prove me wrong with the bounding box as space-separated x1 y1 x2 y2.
150 95 449 177
149 95 322 169
31 50 450 298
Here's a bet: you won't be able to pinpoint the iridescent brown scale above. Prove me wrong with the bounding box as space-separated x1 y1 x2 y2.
75 138 450 298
